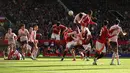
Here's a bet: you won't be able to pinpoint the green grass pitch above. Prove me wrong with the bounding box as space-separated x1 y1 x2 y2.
0 57 130 73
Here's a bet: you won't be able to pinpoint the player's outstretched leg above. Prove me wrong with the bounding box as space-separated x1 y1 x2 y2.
61 49 68 61
71 49 76 61
93 52 99 65
115 52 120 65
93 52 105 65
86 51 90 61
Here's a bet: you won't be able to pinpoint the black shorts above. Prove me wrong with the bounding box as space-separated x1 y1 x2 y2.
110 41 118 52
28 42 35 47
110 42 117 48
20 41 28 46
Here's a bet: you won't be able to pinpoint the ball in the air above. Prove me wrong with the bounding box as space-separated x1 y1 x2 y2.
68 10 74 16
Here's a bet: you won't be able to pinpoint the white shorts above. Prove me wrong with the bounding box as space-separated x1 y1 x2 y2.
66 41 77 49
83 43 91 51
8 41 16 45
51 33 60 40
96 41 106 53
26 44 32 51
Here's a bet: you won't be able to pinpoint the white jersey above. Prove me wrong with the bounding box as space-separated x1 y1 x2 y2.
83 27 91 36
18 29 29 42
109 24 123 42
29 31 36 43
74 12 86 23
5 33 17 44
33 30 37 40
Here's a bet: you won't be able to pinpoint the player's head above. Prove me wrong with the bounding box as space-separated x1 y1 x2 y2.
33 25 38 31
8 28 12 33
79 13 83 19
115 19 120 24
57 21 61 26
29 27 33 32
88 10 93 16
20 24 25 30
103 20 109 26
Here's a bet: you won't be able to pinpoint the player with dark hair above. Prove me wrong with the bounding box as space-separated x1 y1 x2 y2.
109 19 126 65
51 21 67 40
61 28 77 61
93 20 116 65
81 27 92 61
29 25 39 60
74 10 97 57
51 21 67 56
18 24 29 60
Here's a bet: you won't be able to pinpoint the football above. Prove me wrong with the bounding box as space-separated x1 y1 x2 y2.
68 10 74 16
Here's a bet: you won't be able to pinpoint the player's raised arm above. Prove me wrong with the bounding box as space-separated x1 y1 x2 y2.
120 27 127 36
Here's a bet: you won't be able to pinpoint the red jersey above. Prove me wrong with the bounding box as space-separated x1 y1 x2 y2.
80 14 96 27
52 24 66 34
64 28 73 43
8 50 21 60
98 26 114 43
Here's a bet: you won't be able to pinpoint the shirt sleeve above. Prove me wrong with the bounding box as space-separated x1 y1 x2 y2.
18 29 21 37
13 33 17 37
89 19 96 25
60 25 66 30
33 31 37 40
74 14 79 23
120 27 123 33
26 29 29 34
13 33 17 40
52 24 56 28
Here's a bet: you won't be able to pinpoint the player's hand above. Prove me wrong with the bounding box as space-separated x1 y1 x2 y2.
123 32 127 36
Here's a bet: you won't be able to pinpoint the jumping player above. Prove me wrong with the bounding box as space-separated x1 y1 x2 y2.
74 12 86 24
74 10 97 32
74 10 97 51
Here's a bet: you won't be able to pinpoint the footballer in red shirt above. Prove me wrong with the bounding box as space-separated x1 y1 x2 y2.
51 22 67 40
61 28 78 61
74 10 97 33
93 20 115 65
51 21 67 56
